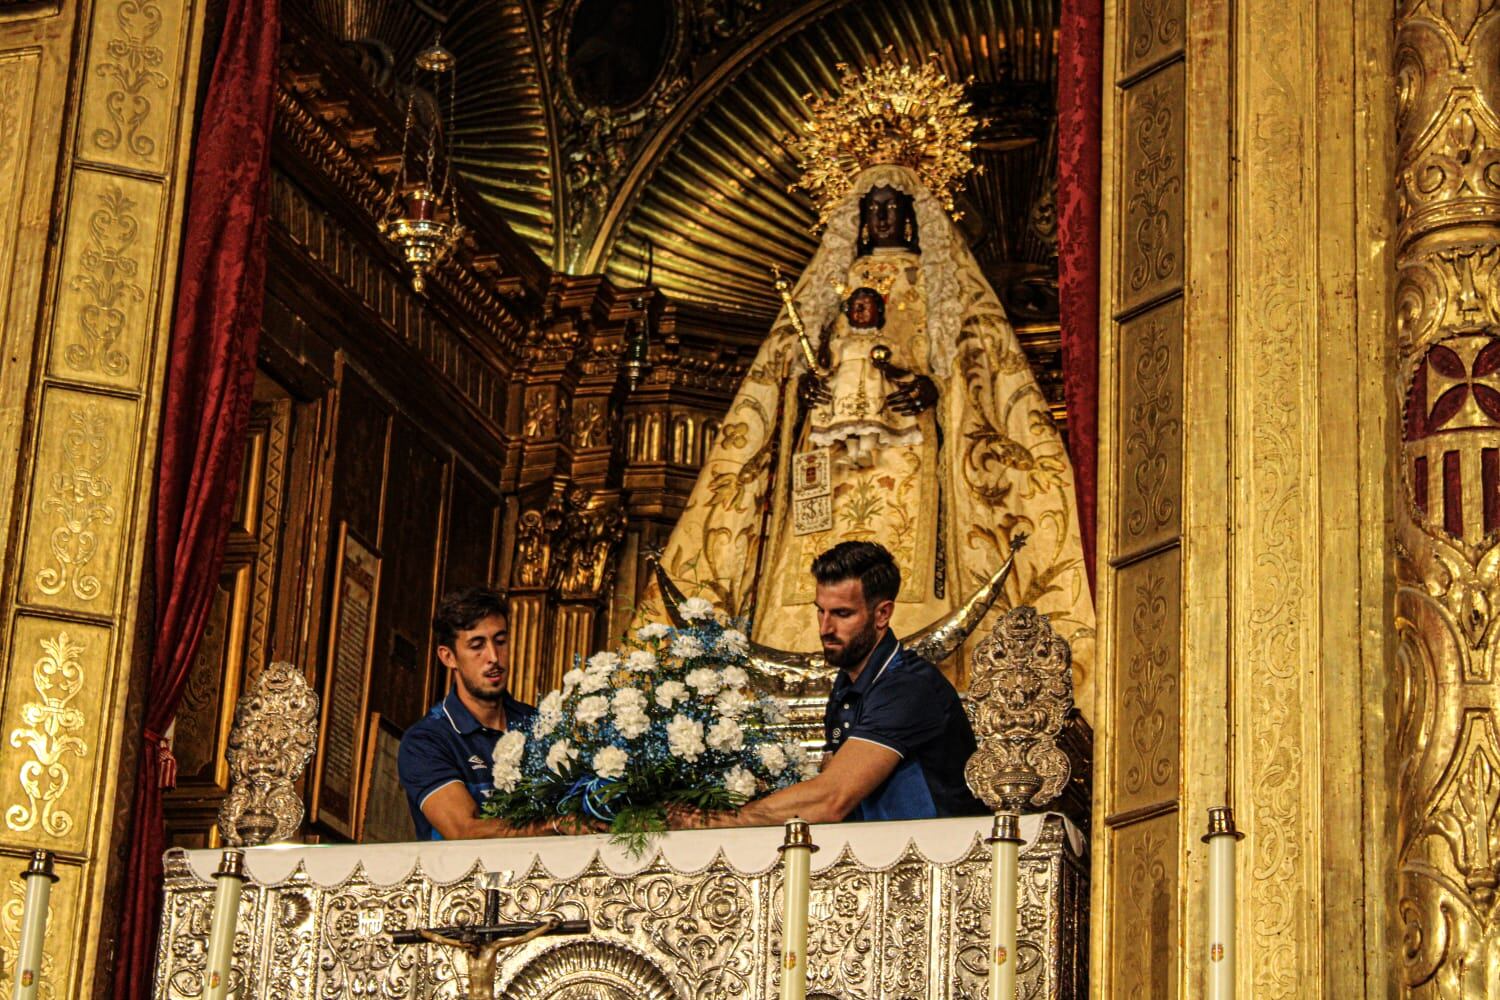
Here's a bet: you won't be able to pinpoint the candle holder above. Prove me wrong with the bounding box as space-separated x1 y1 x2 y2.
12 850 57 1000
1203 806 1244 1000
204 849 247 1000
778 818 819 1000
985 814 1023 1000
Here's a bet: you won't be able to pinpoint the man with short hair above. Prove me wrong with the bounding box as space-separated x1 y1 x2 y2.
398 586 542 840
675 541 986 828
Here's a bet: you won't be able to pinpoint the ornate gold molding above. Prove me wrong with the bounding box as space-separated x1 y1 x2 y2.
1395 1 1500 994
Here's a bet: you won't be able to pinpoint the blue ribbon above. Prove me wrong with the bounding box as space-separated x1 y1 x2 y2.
559 775 620 823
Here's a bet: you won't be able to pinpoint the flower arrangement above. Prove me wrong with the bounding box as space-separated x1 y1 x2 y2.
481 599 815 852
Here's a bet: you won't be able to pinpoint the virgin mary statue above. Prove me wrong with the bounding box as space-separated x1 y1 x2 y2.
646 60 1095 709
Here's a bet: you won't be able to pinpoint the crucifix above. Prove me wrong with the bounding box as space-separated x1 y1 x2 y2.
389 872 589 998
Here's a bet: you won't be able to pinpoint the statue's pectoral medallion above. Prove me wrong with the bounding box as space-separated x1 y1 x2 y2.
792 448 834 535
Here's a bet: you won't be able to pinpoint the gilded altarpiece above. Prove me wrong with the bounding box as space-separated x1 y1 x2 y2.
0 0 211 995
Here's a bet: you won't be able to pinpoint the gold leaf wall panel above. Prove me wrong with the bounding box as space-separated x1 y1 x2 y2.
1118 0 1183 82
0 856 80 996
46 170 166 391
0 0 210 993
1 617 110 855
1109 550 1181 817
1114 298 1183 556
1116 59 1184 316
0 51 39 330
17 390 138 613
1107 811 1178 1000
74 0 190 175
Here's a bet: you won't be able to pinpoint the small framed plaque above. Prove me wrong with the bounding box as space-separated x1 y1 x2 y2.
357 713 411 843
312 521 381 838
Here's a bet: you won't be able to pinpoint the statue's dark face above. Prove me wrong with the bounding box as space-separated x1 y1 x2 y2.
859 185 917 252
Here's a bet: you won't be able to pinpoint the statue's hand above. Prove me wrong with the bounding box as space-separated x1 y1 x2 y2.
797 370 833 409
886 373 939 415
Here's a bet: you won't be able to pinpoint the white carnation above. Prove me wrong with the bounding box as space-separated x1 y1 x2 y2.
685 666 722 696
680 596 716 621
706 717 745 752
587 651 621 672
666 715 705 762
491 731 527 792
762 698 790 725
545 739 579 775
714 688 751 720
635 622 671 641
671 634 705 660
578 670 610 694
539 690 563 714
719 629 749 656
784 741 817 780
720 665 750 690
575 694 610 726
626 649 657 673
593 745 629 781
561 667 585 693
655 680 689 709
756 742 787 775
613 704 651 739
534 691 564 736
723 764 758 801
613 686 646 709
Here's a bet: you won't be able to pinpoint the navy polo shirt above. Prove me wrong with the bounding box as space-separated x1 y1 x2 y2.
824 631 987 821
397 688 536 840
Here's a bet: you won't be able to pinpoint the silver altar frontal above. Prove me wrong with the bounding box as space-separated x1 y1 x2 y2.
153 815 1086 999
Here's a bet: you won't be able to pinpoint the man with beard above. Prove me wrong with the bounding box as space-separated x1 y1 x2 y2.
398 587 543 839
674 542 986 827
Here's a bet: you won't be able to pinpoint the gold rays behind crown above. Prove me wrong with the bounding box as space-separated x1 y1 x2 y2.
792 55 979 227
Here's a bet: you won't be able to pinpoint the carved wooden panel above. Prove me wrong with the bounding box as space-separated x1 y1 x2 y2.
330 373 391 545
1114 297 1183 556
0 615 112 855
442 469 501 595
0 50 39 332
46 169 166 392
1116 60 1185 315
74 0 189 176
17 389 138 613
1107 810 1179 1000
1109 548 1181 815
1119 0 1184 81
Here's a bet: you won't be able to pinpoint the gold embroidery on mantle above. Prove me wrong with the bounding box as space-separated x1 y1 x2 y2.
6 632 88 837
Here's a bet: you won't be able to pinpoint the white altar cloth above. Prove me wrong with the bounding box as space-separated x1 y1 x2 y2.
182 814 1083 886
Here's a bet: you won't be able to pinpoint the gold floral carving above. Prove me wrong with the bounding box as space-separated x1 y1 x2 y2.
89 0 169 163
217 661 319 847
64 185 145 378
964 606 1074 813
1117 559 1178 805
1239 0 1312 985
1120 64 1185 309
1395 1 1500 995
6 632 88 838
34 404 116 603
1110 816 1177 1000
1118 302 1182 551
1123 0 1185 76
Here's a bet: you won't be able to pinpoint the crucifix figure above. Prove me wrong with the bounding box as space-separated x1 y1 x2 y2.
390 872 589 998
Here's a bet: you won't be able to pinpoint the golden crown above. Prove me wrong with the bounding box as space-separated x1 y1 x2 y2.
792 55 979 226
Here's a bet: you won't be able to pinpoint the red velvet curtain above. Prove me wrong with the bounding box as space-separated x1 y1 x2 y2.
113 0 280 991
1058 0 1104 592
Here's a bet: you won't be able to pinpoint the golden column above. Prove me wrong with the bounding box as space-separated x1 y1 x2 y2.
0 0 209 993
1394 3 1500 996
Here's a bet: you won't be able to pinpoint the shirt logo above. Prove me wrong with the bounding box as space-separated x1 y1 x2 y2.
469 755 487 770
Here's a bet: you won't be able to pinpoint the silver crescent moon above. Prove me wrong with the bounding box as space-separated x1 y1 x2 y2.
646 533 1028 693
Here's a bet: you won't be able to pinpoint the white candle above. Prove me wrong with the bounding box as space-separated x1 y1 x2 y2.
1204 806 1242 1000
204 849 246 999
12 851 56 1000
987 813 1022 1000
778 818 816 1000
